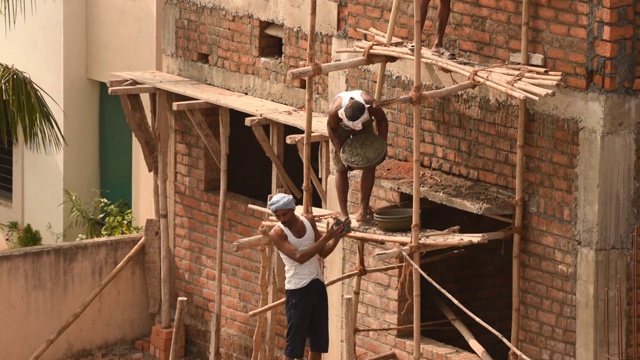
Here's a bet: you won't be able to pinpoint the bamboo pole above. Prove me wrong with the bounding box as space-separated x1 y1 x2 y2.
211 107 230 360
401 252 531 360
364 351 397 360
251 244 269 360
510 0 530 357
432 297 493 360
344 295 355 360
295 141 327 204
302 0 317 214
374 81 476 108
350 240 366 357
374 0 401 101
169 297 188 360
157 90 172 329
411 1 422 358
289 55 395 79
29 236 146 360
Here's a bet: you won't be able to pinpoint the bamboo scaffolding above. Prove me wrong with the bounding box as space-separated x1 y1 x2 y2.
157 91 172 329
350 241 366 359
432 297 493 360
250 239 269 360
401 251 531 360
411 2 422 358
210 107 230 360
302 0 317 214
288 55 397 79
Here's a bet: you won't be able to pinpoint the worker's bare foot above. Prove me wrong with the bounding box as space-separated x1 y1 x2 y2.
431 47 456 59
355 212 375 225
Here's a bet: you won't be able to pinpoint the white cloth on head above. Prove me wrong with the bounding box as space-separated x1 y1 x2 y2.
268 193 296 212
334 90 370 131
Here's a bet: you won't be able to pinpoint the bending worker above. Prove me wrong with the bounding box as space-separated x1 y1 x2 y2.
327 89 389 224
268 193 346 360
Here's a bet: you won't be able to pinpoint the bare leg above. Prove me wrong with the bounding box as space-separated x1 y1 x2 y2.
432 0 451 49
309 352 322 360
417 0 431 44
335 168 350 219
356 167 376 222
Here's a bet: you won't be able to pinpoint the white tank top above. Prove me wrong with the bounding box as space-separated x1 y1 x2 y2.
277 216 324 290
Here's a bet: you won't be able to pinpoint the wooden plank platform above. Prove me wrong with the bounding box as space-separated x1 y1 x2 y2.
110 71 329 136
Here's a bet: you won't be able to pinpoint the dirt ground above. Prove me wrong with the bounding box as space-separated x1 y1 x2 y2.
69 344 151 360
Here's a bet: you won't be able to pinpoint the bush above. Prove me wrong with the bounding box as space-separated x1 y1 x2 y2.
3 222 42 248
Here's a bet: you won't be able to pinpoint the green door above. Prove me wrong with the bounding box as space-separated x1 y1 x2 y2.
99 82 132 206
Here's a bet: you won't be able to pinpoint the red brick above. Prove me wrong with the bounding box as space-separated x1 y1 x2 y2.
602 24 635 41
602 0 633 8
594 40 618 57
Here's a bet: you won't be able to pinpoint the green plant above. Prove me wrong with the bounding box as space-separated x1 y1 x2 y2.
17 223 42 247
2 221 42 248
63 189 142 240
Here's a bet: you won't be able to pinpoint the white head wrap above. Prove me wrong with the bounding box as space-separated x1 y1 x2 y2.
268 193 296 212
338 104 370 131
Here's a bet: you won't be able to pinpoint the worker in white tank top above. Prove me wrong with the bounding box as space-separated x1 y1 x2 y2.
267 193 346 360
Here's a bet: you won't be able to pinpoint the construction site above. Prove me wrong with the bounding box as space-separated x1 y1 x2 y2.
1 0 639 359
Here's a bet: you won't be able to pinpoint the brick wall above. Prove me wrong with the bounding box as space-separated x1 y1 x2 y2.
165 0 599 359
173 111 285 359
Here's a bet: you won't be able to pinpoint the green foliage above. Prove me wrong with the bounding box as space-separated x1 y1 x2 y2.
3 221 42 248
17 223 41 247
64 189 142 240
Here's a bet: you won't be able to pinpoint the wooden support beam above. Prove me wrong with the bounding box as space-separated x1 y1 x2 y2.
250 122 302 199
245 116 271 126
231 233 271 252
108 85 157 95
364 352 397 360
172 100 214 111
119 94 157 172
107 79 135 87
184 109 222 168
295 141 327 204
288 55 397 79
285 133 328 144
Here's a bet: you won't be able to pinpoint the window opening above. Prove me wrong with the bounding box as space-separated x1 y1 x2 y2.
258 22 284 59
395 196 512 358
205 109 321 207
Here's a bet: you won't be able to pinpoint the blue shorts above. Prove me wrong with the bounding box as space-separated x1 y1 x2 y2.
284 278 329 358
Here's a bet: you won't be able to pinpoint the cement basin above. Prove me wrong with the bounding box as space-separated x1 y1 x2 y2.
374 208 412 232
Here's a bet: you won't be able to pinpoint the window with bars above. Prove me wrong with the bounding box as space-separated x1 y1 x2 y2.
0 136 13 200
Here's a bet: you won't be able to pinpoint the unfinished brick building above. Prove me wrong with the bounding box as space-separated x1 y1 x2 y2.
109 0 640 359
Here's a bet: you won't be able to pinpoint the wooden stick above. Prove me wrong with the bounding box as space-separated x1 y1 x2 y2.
29 236 146 360
169 297 187 360
432 297 494 360
118 94 157 172
295 141 327 204
231 229 271 252
302 0 317 215
400 252 532 360
184 109 222 168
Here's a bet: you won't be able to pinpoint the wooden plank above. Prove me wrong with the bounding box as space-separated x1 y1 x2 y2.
107 79 135 87
144 219 161 314
109 85 157 95
119 94 157 172
172 100 215 111
111 71 329 136
250 123 302 199
184 109 222 168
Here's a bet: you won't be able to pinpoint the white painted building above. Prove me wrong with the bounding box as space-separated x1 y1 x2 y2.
0 0 161 243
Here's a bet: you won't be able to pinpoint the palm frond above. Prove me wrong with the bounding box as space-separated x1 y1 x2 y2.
1 0 35 30
0 62 65 153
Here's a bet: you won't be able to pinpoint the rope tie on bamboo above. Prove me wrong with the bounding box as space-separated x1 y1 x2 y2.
507 69 527 85
468 65 502 85
302 183 313 193
355 263 368 276
363 42 375 64
310 62 323 77
409 85 422 105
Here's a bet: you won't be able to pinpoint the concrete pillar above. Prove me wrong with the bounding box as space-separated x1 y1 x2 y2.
571 93 639 360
